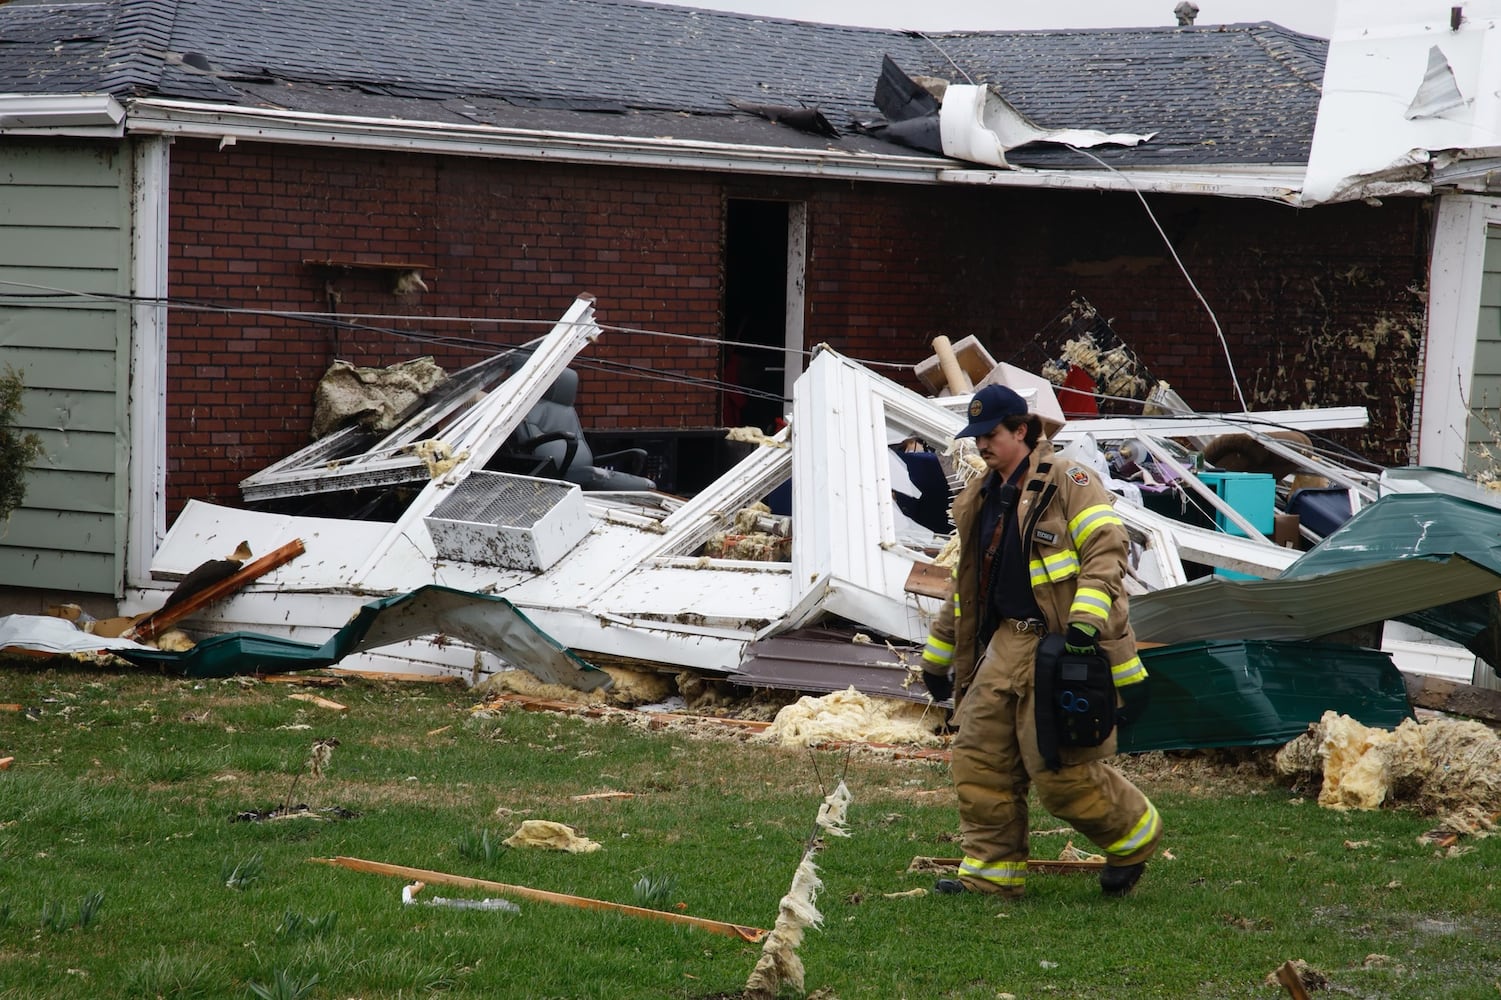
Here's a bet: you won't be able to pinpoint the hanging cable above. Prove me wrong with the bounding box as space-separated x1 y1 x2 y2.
912 31 975 84
1063 146 1250 412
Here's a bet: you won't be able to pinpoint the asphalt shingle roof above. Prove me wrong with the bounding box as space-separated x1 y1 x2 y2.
0 0 1328 168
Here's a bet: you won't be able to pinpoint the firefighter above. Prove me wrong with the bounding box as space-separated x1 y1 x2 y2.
921 383 1159 898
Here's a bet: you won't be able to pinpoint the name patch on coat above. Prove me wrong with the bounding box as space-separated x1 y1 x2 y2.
1067 466 1092 486
1033 529 1058 544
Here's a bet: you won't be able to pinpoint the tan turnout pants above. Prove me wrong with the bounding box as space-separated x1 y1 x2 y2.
949 622 1161 895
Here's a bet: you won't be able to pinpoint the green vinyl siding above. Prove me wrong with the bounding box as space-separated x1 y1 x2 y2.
0 143 130 594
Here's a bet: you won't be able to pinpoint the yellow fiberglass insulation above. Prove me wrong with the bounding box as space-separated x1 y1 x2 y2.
1316 713 1430 811
1275 711 1501 822
502 819 602 853
472 668 607 706
757 686 944 749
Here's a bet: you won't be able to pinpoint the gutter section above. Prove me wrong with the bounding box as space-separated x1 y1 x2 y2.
123 98 1306 199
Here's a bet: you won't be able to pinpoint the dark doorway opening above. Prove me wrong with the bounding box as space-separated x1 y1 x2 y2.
723 199 789 433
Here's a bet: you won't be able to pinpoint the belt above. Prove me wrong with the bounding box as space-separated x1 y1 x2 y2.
1005 617 1047 636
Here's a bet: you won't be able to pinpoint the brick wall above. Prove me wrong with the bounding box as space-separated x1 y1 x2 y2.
167 140 1427 515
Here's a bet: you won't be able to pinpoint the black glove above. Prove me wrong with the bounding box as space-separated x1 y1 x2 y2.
1064 622 1099 656
921 670 954 703
1117 679 1152 726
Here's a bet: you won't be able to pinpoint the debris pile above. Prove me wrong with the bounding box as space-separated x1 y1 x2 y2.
1275 711 1501 834
702 503 792 562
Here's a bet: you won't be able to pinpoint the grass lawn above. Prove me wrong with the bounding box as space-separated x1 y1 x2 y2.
1 663 1498 999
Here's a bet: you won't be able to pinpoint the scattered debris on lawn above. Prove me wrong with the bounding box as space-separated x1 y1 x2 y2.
1268 958 1328 999
316 856 767 941
233 805 359 823
288 692 347 711
907 856 1105 875
570 790 634 802
502 819 602 853
744 779 851 1000
1058 840 1105 863
473 664 673 708
401 879 520 913
1274 711 1501 839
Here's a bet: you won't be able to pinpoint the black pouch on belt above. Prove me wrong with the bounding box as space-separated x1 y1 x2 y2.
1035 633 1116 771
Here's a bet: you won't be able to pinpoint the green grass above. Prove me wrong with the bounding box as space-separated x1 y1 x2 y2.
1 664 1499 998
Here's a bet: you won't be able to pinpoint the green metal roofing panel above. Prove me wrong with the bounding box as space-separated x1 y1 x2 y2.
1132 491 1501 656
115 585 608 689
1121 640 1413 752
1282 490 1501 671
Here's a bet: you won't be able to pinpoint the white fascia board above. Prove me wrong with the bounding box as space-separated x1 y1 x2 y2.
1053 407 1370 441
124 98 1290 197
1418 193 1501 469
1303 2 1501 206
941 163 1307 202
126 137 170 590
124 98 950 184
0 93 124 136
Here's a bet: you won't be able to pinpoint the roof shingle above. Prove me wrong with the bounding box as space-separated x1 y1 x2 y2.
0 0 1327 167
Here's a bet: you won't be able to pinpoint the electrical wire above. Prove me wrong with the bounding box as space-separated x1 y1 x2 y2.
0 280 909 384
912 31 975 84
1063 145 1250 412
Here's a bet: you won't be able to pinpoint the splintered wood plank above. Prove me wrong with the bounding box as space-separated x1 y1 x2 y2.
312 856 767 942
125 539 305 642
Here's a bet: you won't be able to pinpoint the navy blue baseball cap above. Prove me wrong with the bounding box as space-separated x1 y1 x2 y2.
955 384 1029 438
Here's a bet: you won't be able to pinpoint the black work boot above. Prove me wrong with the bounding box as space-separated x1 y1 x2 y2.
1100 862 1145 897
933 878 967 894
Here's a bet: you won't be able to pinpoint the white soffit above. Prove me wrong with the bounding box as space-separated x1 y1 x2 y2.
1303 1 1501 205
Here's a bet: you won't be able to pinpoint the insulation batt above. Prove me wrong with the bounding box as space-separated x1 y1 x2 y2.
502 819 602 853
1275 711 1501 824
758 686 944 748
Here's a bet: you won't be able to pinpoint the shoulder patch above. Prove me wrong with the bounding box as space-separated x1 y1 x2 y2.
1067 466 1092 486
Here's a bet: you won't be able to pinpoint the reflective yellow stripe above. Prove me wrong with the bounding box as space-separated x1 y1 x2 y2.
1112 656 1146 686
1071 587 1112 622
953 593 962 620
1070 504 1122 547
958 857 1027 888
1104 798 1161 858
1029 550 1080 585
923 636 954 667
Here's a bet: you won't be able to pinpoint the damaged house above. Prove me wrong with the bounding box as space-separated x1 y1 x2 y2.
4 0 1501 740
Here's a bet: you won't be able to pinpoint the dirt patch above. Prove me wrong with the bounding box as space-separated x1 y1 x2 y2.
1116 748 1285 797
